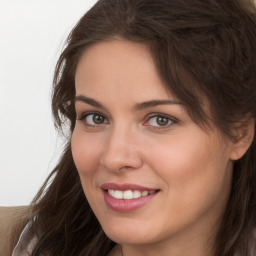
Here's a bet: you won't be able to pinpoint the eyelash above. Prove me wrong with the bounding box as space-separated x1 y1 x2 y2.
144 113 177 128
77 112 109 127
77 112 177 129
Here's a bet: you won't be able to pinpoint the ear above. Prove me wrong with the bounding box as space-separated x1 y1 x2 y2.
229 118 255 160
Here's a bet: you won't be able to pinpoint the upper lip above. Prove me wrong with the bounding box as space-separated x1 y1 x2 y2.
101 183 159 192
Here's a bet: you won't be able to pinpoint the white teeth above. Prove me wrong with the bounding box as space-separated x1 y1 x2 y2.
133 190 142 198
123 190 133 199
114 190 123 199
142 191 149 196
107 189 155 199
108 189 115 197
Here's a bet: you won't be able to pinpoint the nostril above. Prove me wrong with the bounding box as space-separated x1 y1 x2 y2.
100 151 143 173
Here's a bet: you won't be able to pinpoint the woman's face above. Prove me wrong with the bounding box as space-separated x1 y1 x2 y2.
72 40 234 247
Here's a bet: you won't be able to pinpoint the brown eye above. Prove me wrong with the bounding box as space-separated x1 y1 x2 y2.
146 115 174 127
156 116 169 126
79 113 108 126
92 114 105 124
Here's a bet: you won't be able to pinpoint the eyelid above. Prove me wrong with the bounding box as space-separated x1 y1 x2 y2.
77 111 107 120
76 111 178 129
143 113 178 128
76 111 109 127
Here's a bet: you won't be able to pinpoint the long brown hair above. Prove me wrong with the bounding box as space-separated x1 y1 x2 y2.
11 0 256 255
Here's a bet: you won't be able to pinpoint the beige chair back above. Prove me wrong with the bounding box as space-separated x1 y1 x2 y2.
0 206 29 256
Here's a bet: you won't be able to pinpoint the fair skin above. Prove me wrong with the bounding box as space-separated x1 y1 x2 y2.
71 40 251 256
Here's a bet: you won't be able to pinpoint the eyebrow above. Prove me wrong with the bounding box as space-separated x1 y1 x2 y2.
133 99 183 111
74 95 182 111
74 95 107 110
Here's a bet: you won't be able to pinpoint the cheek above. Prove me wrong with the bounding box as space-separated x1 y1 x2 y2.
71 130 103 179
146 132 232 207
142 133 232 236
150 132 229 179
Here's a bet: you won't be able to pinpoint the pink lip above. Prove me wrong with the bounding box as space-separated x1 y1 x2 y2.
101 183 160 212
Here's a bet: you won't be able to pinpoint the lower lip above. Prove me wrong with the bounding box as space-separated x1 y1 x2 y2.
103 190 158 212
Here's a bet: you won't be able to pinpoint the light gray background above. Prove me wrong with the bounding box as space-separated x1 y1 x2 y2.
0 0 97 206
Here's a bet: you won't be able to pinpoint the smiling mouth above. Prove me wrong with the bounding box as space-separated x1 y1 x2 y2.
101 184 160 212
106 189 158 200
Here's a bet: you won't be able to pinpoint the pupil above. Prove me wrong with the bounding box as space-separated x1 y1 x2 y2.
93 115 104 124
157 116 168 126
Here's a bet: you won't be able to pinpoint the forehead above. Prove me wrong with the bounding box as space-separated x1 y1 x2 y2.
74 39 174 101
74 40 217 133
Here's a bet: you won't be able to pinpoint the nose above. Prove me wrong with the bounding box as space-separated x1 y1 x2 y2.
100 126 143 173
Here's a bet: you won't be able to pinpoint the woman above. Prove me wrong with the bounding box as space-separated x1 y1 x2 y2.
10 0 256 255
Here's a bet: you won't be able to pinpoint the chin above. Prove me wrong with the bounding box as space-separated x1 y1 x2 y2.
100 220 160 245
106 231 152 245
